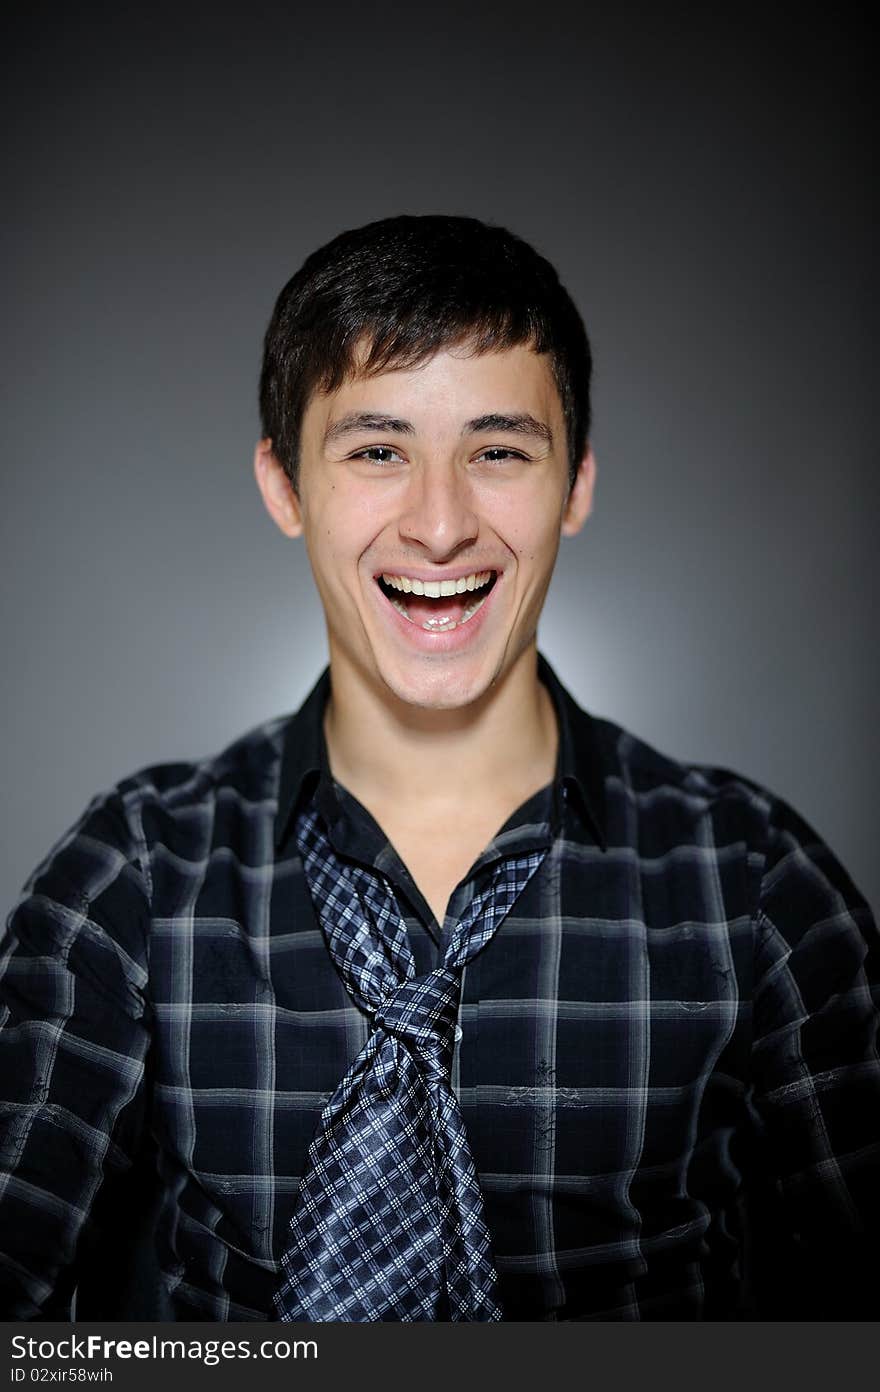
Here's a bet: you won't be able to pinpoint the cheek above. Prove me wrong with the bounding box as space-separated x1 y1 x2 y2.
305 487 396 583
483 491 562 565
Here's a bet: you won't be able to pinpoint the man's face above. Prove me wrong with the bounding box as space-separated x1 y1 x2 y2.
256 343 594 711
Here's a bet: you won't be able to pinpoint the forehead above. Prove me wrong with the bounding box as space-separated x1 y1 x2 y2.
302 343 563 439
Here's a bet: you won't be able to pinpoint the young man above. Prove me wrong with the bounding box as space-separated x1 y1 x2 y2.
1 216 877 1323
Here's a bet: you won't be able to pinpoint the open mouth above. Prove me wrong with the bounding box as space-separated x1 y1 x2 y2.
376 569 499 632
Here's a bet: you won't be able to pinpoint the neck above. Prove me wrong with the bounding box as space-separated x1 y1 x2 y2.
323 646 558 812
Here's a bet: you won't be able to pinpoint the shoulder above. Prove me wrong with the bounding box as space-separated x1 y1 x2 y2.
114 712 290 822
103 712 293 876
579 704 873 938
576 697 778 855
559 660 869 901
16 713 292 912
548 658 778 852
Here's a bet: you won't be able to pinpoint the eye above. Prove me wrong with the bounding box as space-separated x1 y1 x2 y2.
349 445 406 465
475 447 529 463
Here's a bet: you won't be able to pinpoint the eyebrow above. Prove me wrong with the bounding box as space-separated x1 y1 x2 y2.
464 413 553 446
323 412 415 446
323 410 553 448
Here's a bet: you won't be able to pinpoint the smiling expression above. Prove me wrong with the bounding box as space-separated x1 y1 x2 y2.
255 343 594 711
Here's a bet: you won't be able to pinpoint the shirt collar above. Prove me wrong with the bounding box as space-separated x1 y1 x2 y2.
537 652 608 852
273 667 330 854
273 654 608 854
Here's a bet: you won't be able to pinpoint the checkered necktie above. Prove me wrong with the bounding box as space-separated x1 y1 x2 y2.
274 805 547 1322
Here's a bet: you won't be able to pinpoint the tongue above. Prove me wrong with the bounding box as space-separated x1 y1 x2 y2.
404 593 470 625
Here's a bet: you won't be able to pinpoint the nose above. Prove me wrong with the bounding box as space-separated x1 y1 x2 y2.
397 459 479 559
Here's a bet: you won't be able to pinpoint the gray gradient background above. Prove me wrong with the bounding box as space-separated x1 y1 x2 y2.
3 3 876 915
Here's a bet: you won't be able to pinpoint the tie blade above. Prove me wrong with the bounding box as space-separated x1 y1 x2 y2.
276 1074 444 1319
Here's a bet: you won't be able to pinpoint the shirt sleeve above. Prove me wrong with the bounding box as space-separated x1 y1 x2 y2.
749 794 880 1316
0 789 152 1318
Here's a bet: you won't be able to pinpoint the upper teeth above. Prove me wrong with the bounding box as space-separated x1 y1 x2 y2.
380 570 493 596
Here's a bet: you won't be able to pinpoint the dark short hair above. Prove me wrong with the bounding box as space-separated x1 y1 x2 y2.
259 214 592 491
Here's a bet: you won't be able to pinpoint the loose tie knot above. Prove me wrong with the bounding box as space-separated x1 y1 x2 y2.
374 966 461 1069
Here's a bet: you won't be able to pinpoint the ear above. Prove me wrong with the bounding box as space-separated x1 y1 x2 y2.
253 439 304 538
561 447 596 536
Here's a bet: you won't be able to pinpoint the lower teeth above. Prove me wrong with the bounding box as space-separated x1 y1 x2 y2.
387 592 489 631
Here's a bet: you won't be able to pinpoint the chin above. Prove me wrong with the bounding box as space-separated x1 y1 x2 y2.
376 654 498 713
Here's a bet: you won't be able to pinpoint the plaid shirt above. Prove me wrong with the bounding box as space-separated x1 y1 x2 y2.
1 657 877 1321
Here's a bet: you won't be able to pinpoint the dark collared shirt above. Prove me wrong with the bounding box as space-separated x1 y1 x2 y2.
1 657 877 1320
